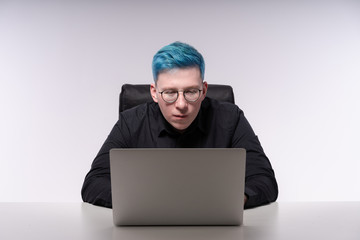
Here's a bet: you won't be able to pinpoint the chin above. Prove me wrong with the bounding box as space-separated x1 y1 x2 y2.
171 123 190 132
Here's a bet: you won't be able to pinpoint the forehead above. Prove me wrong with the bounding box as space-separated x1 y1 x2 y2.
156 67 202 89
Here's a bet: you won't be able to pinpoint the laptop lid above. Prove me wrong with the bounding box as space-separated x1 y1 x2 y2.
110 148 246 226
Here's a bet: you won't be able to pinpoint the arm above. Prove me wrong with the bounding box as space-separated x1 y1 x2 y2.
81 118 131 208
232 108 278 209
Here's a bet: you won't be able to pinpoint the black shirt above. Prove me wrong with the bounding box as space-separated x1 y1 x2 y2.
81 97 278 209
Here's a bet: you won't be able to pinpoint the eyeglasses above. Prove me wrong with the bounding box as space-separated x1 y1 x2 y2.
159 88 203 103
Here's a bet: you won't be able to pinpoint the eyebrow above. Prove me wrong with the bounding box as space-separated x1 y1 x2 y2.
161 85 202 91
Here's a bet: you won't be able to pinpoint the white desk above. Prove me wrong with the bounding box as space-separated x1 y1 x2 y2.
0 202 359 240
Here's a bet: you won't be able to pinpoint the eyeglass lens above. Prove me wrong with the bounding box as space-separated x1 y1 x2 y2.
161 89 202 103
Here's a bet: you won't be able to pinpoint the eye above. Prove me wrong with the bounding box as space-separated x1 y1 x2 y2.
185 89 198 95
163 90 177 95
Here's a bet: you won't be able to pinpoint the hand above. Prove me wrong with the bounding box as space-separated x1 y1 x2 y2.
244 195 248 205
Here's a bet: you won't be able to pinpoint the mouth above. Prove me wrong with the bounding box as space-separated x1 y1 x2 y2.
173 114 188 119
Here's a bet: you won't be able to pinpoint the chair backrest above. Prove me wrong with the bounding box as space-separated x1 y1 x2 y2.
119 84 234 114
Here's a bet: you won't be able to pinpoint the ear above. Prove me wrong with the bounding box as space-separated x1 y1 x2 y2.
201 81 208 100
150 83 158 103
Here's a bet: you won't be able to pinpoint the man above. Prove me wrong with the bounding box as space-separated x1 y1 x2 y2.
81 41 278 209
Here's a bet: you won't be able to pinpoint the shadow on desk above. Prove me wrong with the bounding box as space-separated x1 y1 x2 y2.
81 202 280 240
112 226 245 240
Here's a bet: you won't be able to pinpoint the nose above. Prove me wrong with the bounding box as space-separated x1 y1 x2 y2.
175 92 188 110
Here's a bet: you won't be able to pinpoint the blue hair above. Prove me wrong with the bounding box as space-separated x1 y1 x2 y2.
152 41 205 82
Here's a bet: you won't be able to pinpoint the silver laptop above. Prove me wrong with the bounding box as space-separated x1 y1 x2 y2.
109 148 246 226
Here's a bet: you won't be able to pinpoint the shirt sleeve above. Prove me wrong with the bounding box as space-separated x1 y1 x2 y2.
81 117 131 208
231 108 278 209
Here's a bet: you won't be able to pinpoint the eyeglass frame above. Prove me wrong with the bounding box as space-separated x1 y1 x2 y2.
158 88 204 103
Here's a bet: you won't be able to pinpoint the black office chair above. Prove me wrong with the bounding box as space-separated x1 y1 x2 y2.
119 84 234 114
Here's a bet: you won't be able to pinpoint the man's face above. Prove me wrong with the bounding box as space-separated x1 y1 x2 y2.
150 67 208 132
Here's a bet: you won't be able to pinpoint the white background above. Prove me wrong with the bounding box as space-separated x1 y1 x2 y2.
1 0 359 202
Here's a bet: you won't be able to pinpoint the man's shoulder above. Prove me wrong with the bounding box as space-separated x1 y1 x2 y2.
120 101 159 121
203 97 242 115
200 97 244 132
